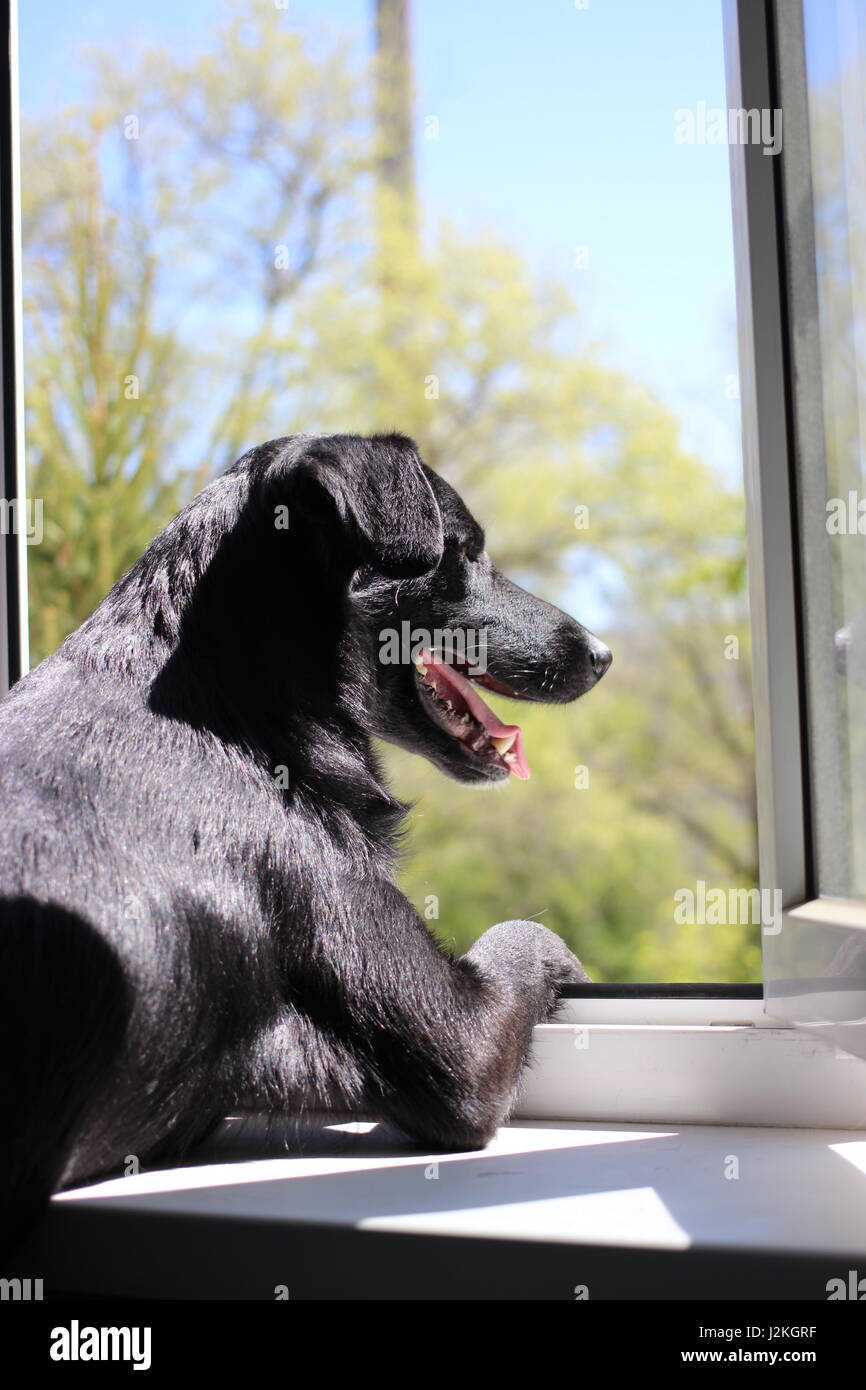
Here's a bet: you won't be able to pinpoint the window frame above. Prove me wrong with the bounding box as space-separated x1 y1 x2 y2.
724 0 809 926
0 0 27 700
722 0 866 1060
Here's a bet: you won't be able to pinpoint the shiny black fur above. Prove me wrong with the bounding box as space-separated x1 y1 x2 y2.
0 433 610 1253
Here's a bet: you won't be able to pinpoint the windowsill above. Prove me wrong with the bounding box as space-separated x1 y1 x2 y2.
22 1113 866 1300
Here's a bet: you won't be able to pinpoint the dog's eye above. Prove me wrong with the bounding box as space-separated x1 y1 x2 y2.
458 542 471 559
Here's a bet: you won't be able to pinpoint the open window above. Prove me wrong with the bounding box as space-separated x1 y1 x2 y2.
725 0 866 1060
1 1 864 1117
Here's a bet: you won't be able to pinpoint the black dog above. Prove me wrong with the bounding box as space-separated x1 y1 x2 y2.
0 433 610 1251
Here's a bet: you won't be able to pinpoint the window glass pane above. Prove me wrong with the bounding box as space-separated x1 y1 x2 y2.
20 0 756 980
804 0 866 897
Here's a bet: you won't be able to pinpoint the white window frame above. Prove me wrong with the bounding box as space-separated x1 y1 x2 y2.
516 989 866 1129
725 0 866 1062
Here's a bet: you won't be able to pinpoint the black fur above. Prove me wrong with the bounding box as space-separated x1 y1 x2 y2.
0 432 610 1254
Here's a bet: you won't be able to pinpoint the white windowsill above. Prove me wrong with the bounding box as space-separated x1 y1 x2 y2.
24 1115 866 1300
19 1004 866 1298
51 1117 866 1253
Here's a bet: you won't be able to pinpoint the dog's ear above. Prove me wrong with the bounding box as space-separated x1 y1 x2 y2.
271 433 444 579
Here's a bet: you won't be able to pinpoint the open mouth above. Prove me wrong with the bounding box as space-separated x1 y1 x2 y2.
413 649 530 780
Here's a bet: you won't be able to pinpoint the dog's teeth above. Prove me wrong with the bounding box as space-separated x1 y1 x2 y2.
415 657 428 676
490 732 518 756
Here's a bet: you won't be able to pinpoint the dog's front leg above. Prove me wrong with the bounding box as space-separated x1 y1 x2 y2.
463 917 590 1117
303 881 588 1151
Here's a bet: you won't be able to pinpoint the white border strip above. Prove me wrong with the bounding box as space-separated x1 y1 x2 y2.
516 1015 866 1129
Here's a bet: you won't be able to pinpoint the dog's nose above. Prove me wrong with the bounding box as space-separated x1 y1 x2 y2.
588 639 612 682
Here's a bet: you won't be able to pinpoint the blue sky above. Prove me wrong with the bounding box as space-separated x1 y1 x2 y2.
18 0 742 483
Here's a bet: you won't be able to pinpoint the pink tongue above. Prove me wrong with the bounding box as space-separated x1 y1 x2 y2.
420 650 530 780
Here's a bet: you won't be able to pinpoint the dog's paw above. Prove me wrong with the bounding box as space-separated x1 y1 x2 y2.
467 919 591 1010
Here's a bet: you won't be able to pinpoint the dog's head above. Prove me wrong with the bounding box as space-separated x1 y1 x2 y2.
257 432 611 785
